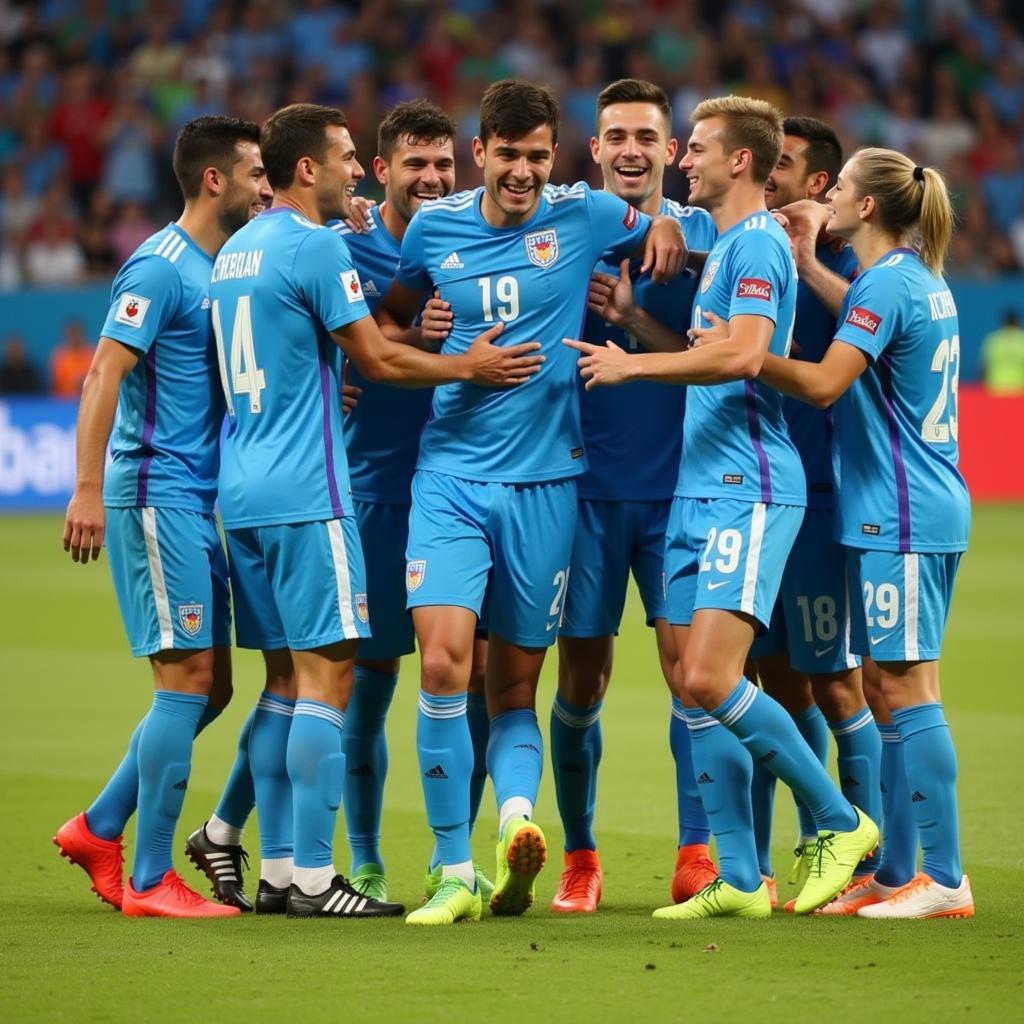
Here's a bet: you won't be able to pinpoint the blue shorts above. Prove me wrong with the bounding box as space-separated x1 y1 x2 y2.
664 497 803 631
754 508 861 674
106 506 231 657
561 498 669 637
847 548 961 662
226 517 371 651
354 499 415 661
406 470 576 648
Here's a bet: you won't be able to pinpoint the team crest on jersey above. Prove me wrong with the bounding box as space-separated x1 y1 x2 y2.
525 229 559 269
355 593 369 623
178 604 203 636
114 292 151 328
406 559 426 593
700 260 720 293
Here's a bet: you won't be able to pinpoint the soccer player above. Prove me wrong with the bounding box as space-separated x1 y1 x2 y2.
750 117 882 909
333 101 493 902
550 79 717 913
567 96 878 920
378 79 683 925
54 116 273 918
210 102 542 919
757 149 974 919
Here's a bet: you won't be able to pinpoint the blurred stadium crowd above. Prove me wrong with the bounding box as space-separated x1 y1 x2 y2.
1 0 1023 292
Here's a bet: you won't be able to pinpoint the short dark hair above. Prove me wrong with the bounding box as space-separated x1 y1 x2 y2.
172 116 261 200
479 80 559 145
783 116 843 190
378 100 456 162
596 79 672 132
260 103 349 191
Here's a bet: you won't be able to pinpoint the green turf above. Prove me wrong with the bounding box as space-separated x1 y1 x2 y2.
3 508 1022 1022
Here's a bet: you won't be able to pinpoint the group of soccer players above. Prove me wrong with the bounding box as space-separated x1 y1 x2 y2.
53 74 974 924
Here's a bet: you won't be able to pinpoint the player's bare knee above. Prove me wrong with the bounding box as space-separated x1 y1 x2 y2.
812 673 864 722
420 644 469 695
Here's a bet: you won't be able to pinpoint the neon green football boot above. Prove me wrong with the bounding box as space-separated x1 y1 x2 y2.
793 807 880 915
351 863 388 902
652 878 772 920
489 817 547 916
424 862 495 903
406 876 481 925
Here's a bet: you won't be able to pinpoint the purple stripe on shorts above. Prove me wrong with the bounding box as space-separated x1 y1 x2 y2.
317 336 344 518
135 345 158 506
744 380 773 504
878 354 911 552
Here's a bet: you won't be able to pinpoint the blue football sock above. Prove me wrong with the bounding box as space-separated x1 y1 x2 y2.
287 700 345 870
750 759 777 877
684 706 760 893
711 678 857 833
86 701 223 841
487 709 544 810
874 723 917 887
550 694 602 852
670 698 711 847
418 691 472 867
892 703 962 888
467 692 490 832
829 707 883 872
132 690 207 891
791 704 830 839
213 705 256 829
250 693 295 862
343 666 398 872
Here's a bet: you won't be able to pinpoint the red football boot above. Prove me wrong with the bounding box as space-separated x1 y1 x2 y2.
671 843 718 903
53 812 125 910
551 849 603 913
122 869 242 918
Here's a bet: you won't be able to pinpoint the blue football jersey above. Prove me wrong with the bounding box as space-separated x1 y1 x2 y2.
395 183 651 483
577 200 717 502
785 242 859 510
678 213 804 506
212 207 371 529
832 248 970 553
330 207 434 504
101 223 224 513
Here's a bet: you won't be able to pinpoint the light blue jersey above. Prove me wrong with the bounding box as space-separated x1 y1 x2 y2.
212 207 371 529
331 207 434 504
577 200 717 501
786 242 859 509
832 248 970 553
679 213 804 507
101 223 224 512
395 183 651 483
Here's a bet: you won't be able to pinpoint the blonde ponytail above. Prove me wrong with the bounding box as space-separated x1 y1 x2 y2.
917 166 954 276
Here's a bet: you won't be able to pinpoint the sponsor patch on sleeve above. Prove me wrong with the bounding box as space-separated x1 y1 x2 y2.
623 204 638 229
113 293 151 328
845 305 881 335
340 269 365 303
736 277 771 301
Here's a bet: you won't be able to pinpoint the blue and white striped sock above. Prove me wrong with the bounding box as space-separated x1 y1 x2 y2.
418 690 472 867
550 693 602 852
829 706 882 871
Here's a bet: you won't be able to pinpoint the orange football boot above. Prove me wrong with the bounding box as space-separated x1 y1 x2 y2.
122 869 242 918
551 849 603 913
53 812 125 909
671 843 718 903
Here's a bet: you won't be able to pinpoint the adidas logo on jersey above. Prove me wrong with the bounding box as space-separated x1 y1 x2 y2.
172 778 188 791
440 251 464 270
912 790 927 802
425 764 448 780
362 279 381 297
697 772 714 784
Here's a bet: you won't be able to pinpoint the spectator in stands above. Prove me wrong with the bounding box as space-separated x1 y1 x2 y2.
0 335 44 394
47 63 110 211
982 311 1024 395
49 319 95 399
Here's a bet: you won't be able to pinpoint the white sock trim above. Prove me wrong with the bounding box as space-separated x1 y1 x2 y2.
293 864 335 897
205 814 243 847
498 796 534 836
260 856 293 890
441 861 476 890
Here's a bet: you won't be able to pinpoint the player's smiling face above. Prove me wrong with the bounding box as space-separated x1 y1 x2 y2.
592 102 676 211
678 117 733 209
218 141 273 235
765 135 814 210
316 125 365 223
473 125 557 227
378 135 456 224
825 159 864 240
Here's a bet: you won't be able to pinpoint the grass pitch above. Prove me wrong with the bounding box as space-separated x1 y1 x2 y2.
2 507 1022 1023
